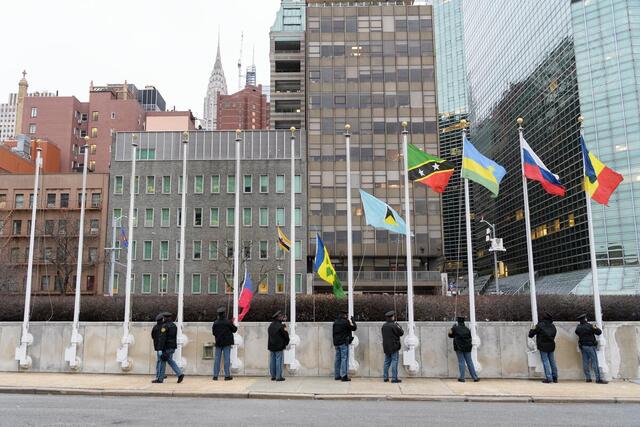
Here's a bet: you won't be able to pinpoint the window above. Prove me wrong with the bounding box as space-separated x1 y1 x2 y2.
144 208 154 227
29 124 36 134
295 207 302 226
258 274 269 294
134 176 139 194
211 175 220 193
161 208 170 227
226 208 235 226
40 275 50 291
160 241 169 260
111 112 116 120
210 207 219 227
176 240 181 260
113 208 122 226
276 208 285 226
143 241 153 260
194 175 204 193
192 273 202 294
137 149 156 160
91 193 101 208
92 111 99 121
114 176 123 194
60 193 69 208
58 219 68 235
131 240 137 260
243 207 252 227
178 176 184 194
276 175 285 193
193 240 202 260
259 241 268 259
209 241 218 260
259 175 269 193
0 193 6 209
208 274 218 294
259 208 268 227
276 241 285 260
159 273 168 294
243 175 252 193
89 219 99 235
14 194 24 208
162 176 171 193
112 273 119 295
227 175 235 193
295 241 302 260
243 240 251 260
175 273 180 293
296 273 303 293
47 193 56 208
146 176 155 194
295 175 302 193
194 208 202 226
12 220 21 235
45 220 54 235
30 107 37 118
226 240 234 258
142 274 151 294
91 127 98 138
276 273 285 293
77 192 84 209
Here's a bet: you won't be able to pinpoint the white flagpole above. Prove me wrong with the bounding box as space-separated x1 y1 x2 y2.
116 133 138 370
400 121 419 374
578 115 608 375
15 145 42 369
175 131 190 369
344 124 359 373
285 127 300 372
461 122 481 370
517 118 539 326
231 129 243 372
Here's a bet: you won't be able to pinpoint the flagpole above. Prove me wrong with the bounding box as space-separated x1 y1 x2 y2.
461 121 481 371
285 127 300 373
517 118 539 326
578 115 608 376
175 131 190 369
231 129 243 372
344 124 359 373
401 121 419 374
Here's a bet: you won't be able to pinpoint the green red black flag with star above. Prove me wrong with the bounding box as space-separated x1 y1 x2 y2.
407 143 454 193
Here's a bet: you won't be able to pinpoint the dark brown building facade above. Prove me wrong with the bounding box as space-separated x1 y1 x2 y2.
216 85 270 130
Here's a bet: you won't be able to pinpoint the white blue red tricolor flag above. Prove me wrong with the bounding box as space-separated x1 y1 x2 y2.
520 134 566 196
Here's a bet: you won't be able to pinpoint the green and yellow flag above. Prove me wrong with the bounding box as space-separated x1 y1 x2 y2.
313 233 345 298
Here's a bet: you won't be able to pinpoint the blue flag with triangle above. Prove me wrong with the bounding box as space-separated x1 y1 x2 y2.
358 189 408 235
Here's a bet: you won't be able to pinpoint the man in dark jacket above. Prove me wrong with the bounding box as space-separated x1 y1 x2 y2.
268 310 290 382
332 310 357 381
575 314 608 384
381 310 404 383
448 316 479 382
151 314 165 383
154 314 184 384
212 306 237 381
529 312 558 383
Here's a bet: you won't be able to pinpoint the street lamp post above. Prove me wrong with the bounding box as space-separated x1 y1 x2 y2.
480 219 506 294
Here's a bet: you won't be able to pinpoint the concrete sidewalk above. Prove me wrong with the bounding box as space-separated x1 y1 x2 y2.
0 373 638 403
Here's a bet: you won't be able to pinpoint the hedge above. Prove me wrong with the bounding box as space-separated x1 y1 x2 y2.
0 294 638 323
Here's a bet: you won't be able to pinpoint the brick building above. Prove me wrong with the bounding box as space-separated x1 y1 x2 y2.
146 111 197 131
0 137 61 174
0 173 110 295
216 85 270 130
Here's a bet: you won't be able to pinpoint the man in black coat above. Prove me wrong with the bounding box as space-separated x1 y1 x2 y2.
575 314 608 384
332 310 357 381
381 310 403 383
448 316 479 382
153 314 184 384
212 306 237 381
268 310 290 382
529 312 558 383
151 314 166 383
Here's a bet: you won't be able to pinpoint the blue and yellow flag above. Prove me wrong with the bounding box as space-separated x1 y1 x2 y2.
313 233 345 299
461 136 507 197
359 189 407 235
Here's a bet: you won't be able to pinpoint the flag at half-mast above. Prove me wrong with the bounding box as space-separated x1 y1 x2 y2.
313 233 345 299
407 143 454 193
581 136 623 205
359 189 408 235
520 134 566 196
119 227 129 248
277 226 291 252
238 268 254 321
461 136 507 197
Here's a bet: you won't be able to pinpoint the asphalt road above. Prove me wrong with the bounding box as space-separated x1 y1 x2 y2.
0 394 638 427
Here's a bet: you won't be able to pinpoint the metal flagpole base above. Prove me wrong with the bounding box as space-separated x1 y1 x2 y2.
15 332 33 369
596 336 609 377
402 333 420 374
526 337 543 373
175 333 189 369
64 330 84 370
284 333 301 373
348 335 359 374
117 334 135 371
230 333 244 372
471 334 482 372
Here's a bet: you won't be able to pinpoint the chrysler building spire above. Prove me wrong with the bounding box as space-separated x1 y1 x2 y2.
203 30 228 130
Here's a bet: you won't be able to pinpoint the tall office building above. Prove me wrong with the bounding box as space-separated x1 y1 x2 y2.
269 0 306 130
138 86 166 112
463 0 639 293
305 1 443 292
203 36 228 130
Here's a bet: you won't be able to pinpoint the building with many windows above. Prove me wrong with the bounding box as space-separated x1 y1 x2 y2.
216 84 270 130
107 130 307 295
304 1 443 292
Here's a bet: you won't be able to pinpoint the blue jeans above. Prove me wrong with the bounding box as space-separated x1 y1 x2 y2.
456 351 478 380
334 344 349 379
540 351 558 381
214 345 231 378
580 346 601 381
383 351 399 381
270 351 284 379
157 349 181 380
155 351 162 378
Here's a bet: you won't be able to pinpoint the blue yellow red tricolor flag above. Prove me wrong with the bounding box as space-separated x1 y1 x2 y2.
581 136 623 205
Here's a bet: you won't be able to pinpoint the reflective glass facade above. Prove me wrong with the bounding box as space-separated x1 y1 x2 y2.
306 3 442 274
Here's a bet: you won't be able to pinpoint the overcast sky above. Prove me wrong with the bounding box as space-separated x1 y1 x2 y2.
0 0 281 119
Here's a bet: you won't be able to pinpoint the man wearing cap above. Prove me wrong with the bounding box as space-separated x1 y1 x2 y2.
151 313 166 383
332 310 357 381
381 310 404 383
268 311 290 382
154 314 184 384
212 306 238 381
528 312 558 383
448 316 479 382
575 314 608 384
